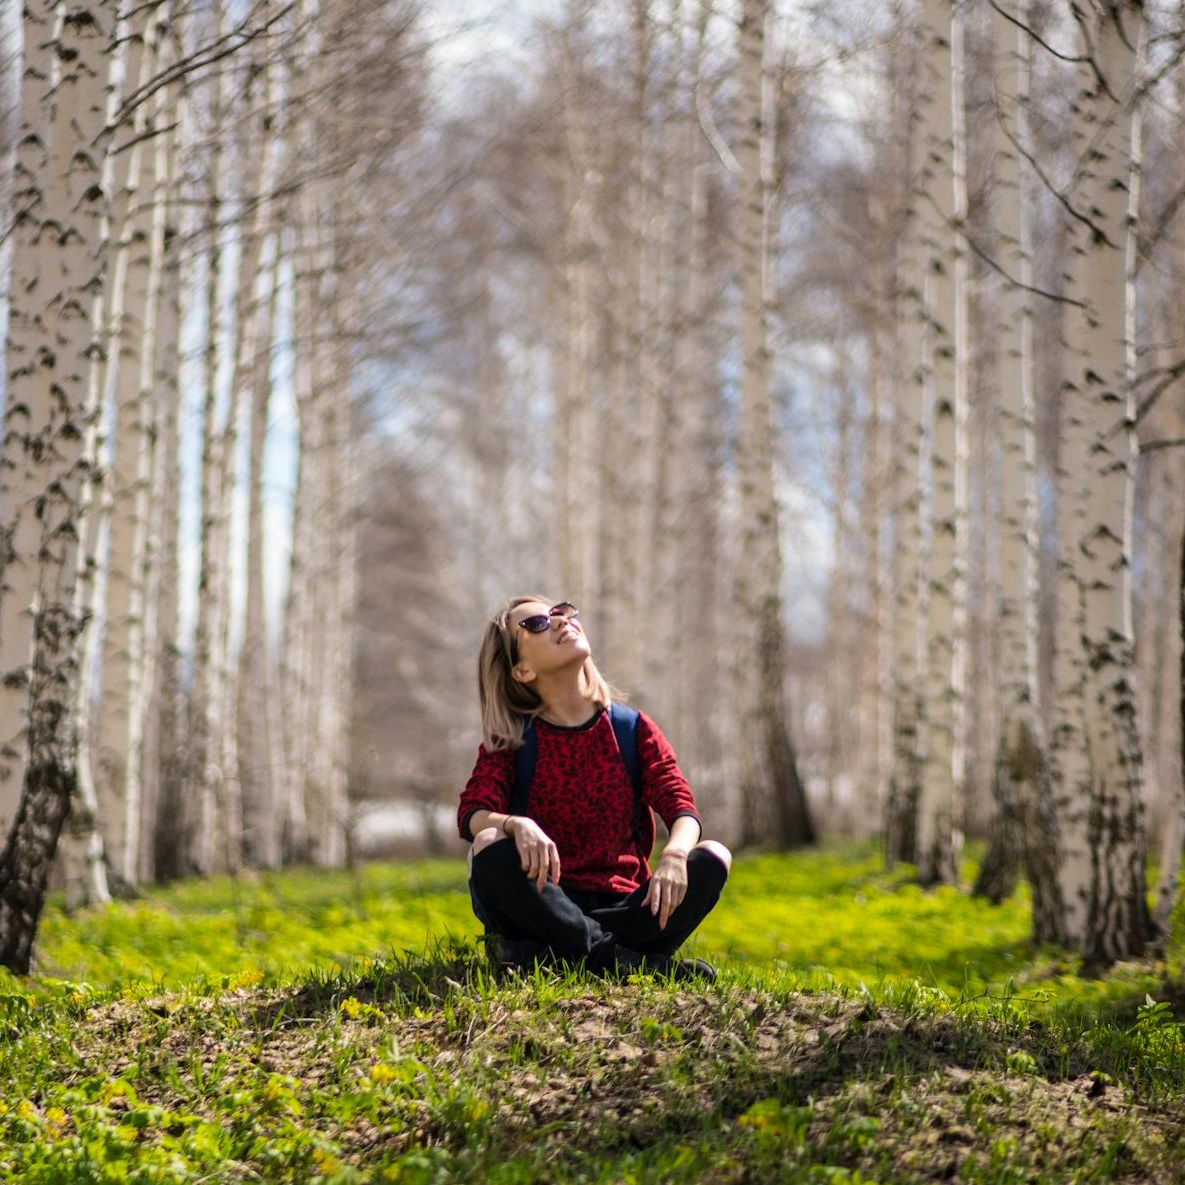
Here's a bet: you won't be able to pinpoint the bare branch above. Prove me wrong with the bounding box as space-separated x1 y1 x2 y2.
963 230 1087 308
985 0 1088 64
1133 357 1185 427
996 112 1122 251
101 1 299 141
694 78 740 175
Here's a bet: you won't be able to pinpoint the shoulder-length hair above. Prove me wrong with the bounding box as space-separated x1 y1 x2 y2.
477 594 618 750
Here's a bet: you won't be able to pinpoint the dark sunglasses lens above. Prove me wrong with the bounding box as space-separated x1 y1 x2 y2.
520 614 551 633
550 603 577 618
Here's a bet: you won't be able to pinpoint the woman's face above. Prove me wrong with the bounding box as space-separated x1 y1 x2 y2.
507 599 591 680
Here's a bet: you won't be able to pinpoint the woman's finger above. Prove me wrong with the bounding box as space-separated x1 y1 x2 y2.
661 884 680 929
664 883 686 929
548 843 562 884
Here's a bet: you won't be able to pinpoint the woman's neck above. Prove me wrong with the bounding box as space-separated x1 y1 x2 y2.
535 670 598 726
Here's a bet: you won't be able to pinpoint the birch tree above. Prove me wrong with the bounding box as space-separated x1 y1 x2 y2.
972 0 1063 942
1072 0 1150 966
886 11 926 867
96 4 165 888
912 0 967 886
734 0 814 847
0 0 114 971
187 0 235 875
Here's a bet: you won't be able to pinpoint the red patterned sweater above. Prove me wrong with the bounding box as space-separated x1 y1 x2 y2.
457 707 701 894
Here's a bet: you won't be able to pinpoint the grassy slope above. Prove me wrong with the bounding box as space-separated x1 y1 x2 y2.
1 842 1183 1184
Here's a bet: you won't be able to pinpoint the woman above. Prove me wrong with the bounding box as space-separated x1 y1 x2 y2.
458 594 731 980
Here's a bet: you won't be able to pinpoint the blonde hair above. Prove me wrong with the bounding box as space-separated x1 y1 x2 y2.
478 594 617 750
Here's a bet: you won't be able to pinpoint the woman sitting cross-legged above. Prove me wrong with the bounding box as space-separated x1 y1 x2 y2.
458 594 731 980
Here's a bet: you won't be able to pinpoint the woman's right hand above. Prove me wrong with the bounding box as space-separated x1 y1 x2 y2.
504 816 561 891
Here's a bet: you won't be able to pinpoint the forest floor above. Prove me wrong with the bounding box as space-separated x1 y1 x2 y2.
2 843 1184 1183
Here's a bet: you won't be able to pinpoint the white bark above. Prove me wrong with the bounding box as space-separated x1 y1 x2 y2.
1078 4 1149 966
188 0 231 876
734 0 813 847
145 13 189 882
1 0 110 835
96 6 162 887
0 0 113 972
973 0 1063 936
55 0 140 907
1153 113 1185 931
556 10 597 610
887 11 926 866
914 0 965 886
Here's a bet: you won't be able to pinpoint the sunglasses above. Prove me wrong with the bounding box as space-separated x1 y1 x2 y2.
515 602 579 635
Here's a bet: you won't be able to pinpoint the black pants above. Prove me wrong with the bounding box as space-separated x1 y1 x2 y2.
469 837 727 969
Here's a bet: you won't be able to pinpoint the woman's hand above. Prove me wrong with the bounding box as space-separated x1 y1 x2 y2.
505 816 561 892
643 849 689 930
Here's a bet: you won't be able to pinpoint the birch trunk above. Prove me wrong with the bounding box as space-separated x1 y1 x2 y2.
0 0 113 971
1049 176 1095 945
149 19 189 881
1163 502 1185 933
1076 3 1150 967
682 1 727 814
280 195 325 862
662 0 707 757
1153 255 1185 936
239 234 283 868
1147 60 1185 941
315 248 358 869
735 0 814 848
617 0 652 696
886 11 925 867
643 12 685 721
96 7 161 887
188 0 230 876
54 0 141 907
973 0 1063 940
864 314 892 829
556 11 597 609
914 0 964 887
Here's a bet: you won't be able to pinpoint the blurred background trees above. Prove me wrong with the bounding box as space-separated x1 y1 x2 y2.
1 0 1183 971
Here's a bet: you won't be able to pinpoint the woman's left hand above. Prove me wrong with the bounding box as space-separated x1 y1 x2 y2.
643 849 689 930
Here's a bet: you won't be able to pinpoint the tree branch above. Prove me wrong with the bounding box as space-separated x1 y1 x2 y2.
962 230 1087 308
100 1 299 141
986 0 1088 64
996 113 1121 251
1134 358 1185 427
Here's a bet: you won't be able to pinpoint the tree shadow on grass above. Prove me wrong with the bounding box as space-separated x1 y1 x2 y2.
242 943 489 1030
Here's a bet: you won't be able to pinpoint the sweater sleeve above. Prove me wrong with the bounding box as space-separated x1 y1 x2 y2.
636 711 701 834
457 744 515 842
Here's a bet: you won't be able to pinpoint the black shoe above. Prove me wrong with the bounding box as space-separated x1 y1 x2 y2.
485 934 548 974
667 957 717 983
597 945 717 983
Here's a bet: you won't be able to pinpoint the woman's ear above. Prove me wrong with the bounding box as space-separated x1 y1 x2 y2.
511 663 536 685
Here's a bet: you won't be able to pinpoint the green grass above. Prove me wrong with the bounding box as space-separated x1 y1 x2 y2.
2 841 1184 1183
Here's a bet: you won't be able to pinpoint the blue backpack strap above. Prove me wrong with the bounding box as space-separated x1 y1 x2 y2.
607 702 642 794
510 718 538 816
608 702 649 858
511 706 648 857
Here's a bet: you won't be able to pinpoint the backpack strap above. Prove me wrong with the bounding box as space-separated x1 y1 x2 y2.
607 702 649 859
510 718 538 817
607 702 642 796
509 704 645 823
